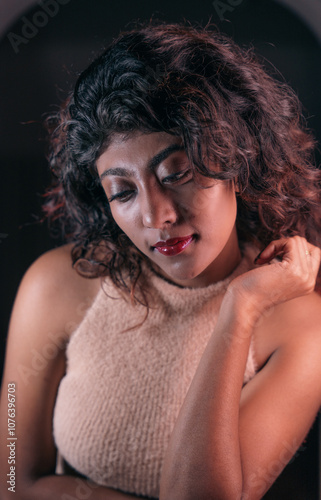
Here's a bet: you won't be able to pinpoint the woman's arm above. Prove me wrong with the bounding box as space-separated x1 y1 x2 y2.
0 246 146 500
159 236 321 500
19 476 147 500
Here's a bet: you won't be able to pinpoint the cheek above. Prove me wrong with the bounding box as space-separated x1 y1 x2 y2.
109 205 128 231
216 191 237 230
109 204 141 240
222 190 237 220
191 184 237 225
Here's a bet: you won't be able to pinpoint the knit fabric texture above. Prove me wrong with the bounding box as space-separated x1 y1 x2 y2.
53 243 259 498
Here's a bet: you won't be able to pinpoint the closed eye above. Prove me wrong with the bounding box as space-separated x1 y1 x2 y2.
107 168 192 203
108 190 135 203
162 168 193 185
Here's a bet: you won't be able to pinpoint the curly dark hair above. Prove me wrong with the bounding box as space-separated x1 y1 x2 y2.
43 19 321 298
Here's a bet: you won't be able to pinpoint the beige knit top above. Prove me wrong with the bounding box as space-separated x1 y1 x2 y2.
53 243 259 498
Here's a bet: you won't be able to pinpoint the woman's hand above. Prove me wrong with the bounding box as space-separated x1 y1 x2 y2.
228 236 321 320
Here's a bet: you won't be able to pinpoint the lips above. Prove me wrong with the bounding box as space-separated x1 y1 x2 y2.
152 235 194 256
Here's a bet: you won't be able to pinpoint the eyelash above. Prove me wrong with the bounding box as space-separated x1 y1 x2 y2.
108 168 192 204
162 168 192 184
108 190 134 203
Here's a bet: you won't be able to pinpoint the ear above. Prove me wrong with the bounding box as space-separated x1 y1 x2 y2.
234 178 240 194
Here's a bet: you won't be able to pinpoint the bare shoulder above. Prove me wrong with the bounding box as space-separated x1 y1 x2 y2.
24 243 100 294
253 291 321 369
12 243 101 343
0 246 101 492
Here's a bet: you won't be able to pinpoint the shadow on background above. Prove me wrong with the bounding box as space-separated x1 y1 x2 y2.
0 0 320 497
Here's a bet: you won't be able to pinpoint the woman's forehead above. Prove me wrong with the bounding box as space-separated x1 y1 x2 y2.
98 131 184 162
96 131 185 177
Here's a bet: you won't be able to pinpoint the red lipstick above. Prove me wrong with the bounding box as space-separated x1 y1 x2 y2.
152 235 194 256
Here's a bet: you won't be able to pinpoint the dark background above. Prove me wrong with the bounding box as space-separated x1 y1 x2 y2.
1 0 320 497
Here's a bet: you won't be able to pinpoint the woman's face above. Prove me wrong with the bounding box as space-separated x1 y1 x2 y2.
96 131 241 287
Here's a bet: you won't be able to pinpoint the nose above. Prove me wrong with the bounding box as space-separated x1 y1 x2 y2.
140 185 178 229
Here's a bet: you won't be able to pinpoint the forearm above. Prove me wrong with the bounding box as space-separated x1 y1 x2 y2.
14 474 147 500
159 289 259 500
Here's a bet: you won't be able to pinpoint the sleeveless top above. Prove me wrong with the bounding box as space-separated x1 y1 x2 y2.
53 243 259 498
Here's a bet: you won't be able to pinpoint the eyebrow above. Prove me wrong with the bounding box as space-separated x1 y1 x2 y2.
99 143 185 180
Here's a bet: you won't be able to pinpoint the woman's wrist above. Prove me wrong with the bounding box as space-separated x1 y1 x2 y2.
222 282 268 331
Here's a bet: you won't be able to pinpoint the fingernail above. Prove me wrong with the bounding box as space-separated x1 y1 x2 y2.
254 250 263 264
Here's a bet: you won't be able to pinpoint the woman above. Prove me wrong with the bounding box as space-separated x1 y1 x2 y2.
1 20 321 500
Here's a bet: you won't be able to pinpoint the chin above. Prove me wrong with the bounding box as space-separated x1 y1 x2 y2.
163 263 203 283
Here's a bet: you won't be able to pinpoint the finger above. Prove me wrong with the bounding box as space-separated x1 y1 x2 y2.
287 236 319 290
299 238 321 292
294 236 319 277
254 239 288 265
306 243 321 275
299 236 310 274
254 237 320 274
